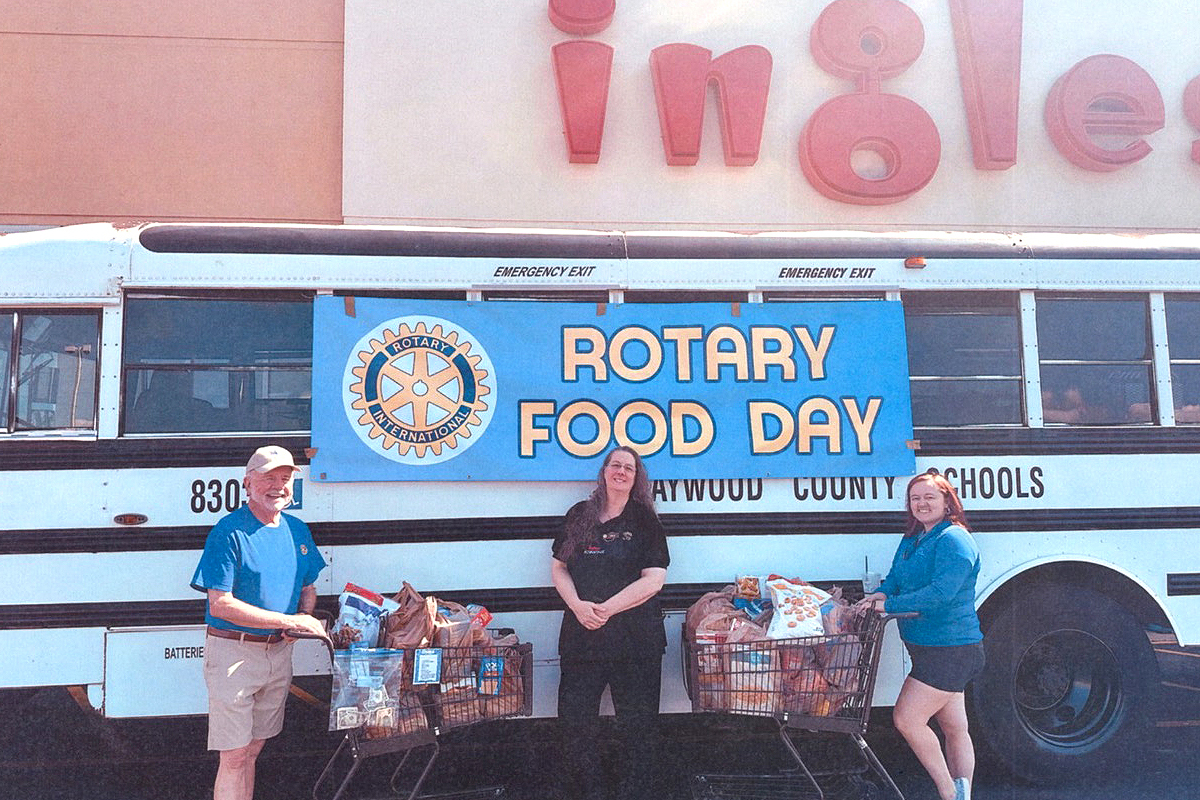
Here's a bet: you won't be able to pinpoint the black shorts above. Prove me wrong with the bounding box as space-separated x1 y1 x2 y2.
905 641 986 693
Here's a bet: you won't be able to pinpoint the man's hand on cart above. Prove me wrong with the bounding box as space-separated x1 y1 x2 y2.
854 592 887 615
284 612 329 640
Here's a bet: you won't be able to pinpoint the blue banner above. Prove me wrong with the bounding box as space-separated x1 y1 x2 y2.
310 297 914 481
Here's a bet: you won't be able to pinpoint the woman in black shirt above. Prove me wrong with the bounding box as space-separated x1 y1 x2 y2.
551 446 670 800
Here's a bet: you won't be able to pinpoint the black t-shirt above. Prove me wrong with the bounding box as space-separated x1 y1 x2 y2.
552 499 670 660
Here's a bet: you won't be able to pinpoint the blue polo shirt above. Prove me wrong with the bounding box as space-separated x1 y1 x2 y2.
191 505 326 636
878 521 982 647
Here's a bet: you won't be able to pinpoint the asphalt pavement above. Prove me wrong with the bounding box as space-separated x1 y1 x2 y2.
4 685 1200 800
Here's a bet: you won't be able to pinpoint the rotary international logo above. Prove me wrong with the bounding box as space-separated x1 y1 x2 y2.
343 317 495 464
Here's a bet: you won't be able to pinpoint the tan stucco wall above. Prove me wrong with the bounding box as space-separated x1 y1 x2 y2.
0 1 343 225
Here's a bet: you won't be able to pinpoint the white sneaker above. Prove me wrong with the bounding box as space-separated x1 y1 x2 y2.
953 777 971 800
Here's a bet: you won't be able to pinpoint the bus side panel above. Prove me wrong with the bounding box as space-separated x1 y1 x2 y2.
0 628 104 688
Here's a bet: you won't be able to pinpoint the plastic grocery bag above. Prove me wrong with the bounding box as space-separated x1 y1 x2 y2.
383 582 437 649
330 583 398 650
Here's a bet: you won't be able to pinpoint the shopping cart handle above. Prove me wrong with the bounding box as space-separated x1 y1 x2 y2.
284 628 335 661
879 611 919 621
284 628 330 641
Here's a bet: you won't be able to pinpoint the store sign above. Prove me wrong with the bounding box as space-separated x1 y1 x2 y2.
310 297 915 481
343 0 1200 229
550 0 1186 202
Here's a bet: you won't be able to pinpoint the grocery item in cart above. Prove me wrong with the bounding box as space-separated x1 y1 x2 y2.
726 644 779 714
779 642 840 716
685 585 736 638
479 641 526 718
734 575 768 601
816 589 864 694
328 647 429 738
432 598 492 681
765 578 830 639
330 583 398 649
383 582 437 648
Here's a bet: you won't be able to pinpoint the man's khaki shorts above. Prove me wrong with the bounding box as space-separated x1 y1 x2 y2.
203 634 295 751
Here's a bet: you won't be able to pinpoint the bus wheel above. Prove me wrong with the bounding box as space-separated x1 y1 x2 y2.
969 585 1157 782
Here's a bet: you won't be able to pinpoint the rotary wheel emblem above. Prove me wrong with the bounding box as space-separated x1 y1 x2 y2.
347 320 493 459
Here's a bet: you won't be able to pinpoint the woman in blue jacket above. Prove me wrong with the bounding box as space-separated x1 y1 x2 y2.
856 472 983 800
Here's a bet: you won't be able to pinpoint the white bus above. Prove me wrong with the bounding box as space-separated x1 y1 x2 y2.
2 222 1198 781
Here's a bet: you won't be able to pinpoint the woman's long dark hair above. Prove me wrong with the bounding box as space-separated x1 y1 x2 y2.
558 446 656 559
903 471 969 537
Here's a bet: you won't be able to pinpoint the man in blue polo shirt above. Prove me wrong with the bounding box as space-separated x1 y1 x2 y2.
191 445 327 800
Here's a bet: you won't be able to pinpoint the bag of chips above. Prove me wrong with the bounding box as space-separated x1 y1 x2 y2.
765 578 831 639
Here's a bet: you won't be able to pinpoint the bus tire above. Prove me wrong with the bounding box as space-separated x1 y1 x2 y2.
969 585 1157 782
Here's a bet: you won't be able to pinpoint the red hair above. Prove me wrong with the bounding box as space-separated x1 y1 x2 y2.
904 472 969 537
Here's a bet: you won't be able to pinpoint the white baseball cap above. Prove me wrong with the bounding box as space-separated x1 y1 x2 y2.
245 445 299 475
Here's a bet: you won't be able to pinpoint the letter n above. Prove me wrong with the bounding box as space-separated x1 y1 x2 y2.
650 44 772 166
552 41 615 164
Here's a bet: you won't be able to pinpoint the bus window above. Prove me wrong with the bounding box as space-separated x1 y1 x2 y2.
122 297 312 434
1165 294 1200 423
0 310 100 433
0 313 9 427
902 292 1023 426
1036 294 1154 425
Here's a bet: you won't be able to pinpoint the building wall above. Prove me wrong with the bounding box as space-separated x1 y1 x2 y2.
0 1 343 225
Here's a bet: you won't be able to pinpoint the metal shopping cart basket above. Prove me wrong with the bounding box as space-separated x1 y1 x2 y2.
296 631 533 800
683 610 910 800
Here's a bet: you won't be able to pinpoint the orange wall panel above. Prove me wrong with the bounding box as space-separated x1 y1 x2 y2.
0 2 343 224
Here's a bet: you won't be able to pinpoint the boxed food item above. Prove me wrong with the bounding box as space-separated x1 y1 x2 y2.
725 645 779 714
478 640 526 719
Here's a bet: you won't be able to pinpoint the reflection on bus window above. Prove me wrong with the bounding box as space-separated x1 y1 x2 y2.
1165 295 1200 424
1037 296 1154 425
903 292 1022 426
0 314 10 427
122 297 312 434
0 311 100 432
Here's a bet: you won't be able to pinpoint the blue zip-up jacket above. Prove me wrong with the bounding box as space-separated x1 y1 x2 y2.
878 520 982 646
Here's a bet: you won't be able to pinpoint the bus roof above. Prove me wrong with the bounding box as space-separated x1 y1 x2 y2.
6 222 1200 301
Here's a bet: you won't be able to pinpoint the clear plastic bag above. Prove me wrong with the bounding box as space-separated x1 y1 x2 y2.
328 648 428 738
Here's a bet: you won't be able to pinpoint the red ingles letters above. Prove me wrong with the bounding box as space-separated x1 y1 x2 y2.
650 44 772 167
799 0 940 204
549 1 615 164
1045 55 1164 172
549 0 1196 204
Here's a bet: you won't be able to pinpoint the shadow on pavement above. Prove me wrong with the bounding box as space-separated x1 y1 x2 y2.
4 686 1200 800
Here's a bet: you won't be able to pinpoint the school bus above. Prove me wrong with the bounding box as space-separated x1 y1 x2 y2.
2 221 1198 781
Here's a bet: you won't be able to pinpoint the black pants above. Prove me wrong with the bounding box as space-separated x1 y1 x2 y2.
557 652 663 800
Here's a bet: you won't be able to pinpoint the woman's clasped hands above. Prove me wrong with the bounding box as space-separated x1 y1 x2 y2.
570 599 612 630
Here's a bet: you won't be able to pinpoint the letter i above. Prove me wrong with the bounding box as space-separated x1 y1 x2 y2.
549 0 615 163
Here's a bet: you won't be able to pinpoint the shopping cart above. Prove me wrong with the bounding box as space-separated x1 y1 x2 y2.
683 609 911 800
292 629 533 800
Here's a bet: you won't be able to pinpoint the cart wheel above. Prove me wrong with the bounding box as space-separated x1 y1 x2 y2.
970 584 1157 783
848 775 881 800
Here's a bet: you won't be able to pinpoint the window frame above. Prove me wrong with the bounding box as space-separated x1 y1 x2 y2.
0 308 102 435
120 292 314 437
1034 292 1157 426
1162 292 1200 425
902 291 1025 429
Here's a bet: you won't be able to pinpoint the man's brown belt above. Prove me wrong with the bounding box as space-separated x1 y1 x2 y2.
206 625 285 644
